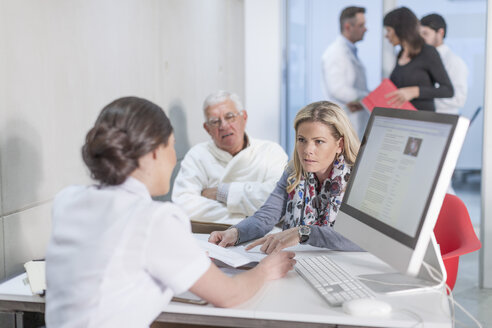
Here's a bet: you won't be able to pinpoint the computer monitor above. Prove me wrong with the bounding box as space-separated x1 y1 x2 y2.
335 107 469 292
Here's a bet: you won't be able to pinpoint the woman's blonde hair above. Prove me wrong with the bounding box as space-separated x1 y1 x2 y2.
286 101 360 193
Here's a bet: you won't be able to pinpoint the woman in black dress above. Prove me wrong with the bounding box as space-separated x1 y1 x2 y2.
383 7 454 111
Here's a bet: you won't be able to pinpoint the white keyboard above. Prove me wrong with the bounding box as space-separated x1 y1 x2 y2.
295 255 374 307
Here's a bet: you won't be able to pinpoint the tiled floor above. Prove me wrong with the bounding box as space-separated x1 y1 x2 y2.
453 174 492 327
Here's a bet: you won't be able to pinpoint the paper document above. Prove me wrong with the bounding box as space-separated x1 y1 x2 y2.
194 233 329 268
195 238 266 268
24 260 46 295
173 290 208 305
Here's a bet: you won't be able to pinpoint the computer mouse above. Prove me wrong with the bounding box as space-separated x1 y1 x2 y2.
342 298 392 317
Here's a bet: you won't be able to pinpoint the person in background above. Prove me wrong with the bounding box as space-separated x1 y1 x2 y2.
321 6 370 139
420 13 468 115
45 97 295 327
383 7 454 111
172 90 288 224
210 101 362 253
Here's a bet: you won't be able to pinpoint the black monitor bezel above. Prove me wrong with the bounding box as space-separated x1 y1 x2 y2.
340 107 459 250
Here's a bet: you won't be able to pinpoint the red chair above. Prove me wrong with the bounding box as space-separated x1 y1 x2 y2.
434 193 482 291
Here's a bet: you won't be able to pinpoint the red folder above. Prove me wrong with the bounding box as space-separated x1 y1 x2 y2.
361 78 417 112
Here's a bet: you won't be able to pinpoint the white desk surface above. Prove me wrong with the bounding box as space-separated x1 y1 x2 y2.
0 272 45 313
162 250 452 328
0 249 451 327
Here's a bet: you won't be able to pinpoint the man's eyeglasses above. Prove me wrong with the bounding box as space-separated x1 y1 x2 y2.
206 111 244 128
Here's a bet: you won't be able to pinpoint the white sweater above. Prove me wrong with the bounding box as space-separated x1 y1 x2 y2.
172 137 288 223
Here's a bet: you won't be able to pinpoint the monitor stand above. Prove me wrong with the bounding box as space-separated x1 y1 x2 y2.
357 234 447 294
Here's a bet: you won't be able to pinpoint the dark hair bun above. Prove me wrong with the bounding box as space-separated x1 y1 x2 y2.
83 125 138 185
82 96 173 186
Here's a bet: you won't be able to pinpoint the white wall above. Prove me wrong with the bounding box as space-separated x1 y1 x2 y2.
244 0 282 143
308 0 384 98
0 0 245 280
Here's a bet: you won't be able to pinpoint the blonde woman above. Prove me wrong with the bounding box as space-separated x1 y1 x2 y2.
210 101 362 253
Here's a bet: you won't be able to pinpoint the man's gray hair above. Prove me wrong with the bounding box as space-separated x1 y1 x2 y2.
203 90 244 117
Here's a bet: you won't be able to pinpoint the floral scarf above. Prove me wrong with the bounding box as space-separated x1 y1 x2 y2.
283 154 351 230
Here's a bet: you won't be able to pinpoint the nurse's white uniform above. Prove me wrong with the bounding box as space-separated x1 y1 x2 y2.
45 177 211 328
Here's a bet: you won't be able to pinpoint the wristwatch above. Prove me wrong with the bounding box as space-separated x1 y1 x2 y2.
298 225 311 244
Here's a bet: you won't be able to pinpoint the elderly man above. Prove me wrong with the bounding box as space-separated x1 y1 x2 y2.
321 6 369 139
172 90 288 223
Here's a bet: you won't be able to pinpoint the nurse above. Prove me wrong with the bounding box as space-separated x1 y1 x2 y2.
45 97 296 327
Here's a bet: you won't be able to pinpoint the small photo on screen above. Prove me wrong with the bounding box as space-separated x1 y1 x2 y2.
403 137 422 157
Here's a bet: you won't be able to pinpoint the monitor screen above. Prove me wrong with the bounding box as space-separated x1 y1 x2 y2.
335 108 469 277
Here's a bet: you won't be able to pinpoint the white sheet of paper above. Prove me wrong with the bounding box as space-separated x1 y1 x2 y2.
24 260 46 295
194 233 329 268
195 238 265 267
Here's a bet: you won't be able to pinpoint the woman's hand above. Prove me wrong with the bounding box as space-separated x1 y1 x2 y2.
385 86 419 107
209 228 238 247
256 250 297 280
245 227 301 254
190 250 296 308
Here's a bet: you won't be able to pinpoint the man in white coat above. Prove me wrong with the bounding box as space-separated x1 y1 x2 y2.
420 13 468 115
322 6 369 139
172 90 288 224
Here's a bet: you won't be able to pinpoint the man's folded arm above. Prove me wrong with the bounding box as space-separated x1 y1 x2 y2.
172 155 229 222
